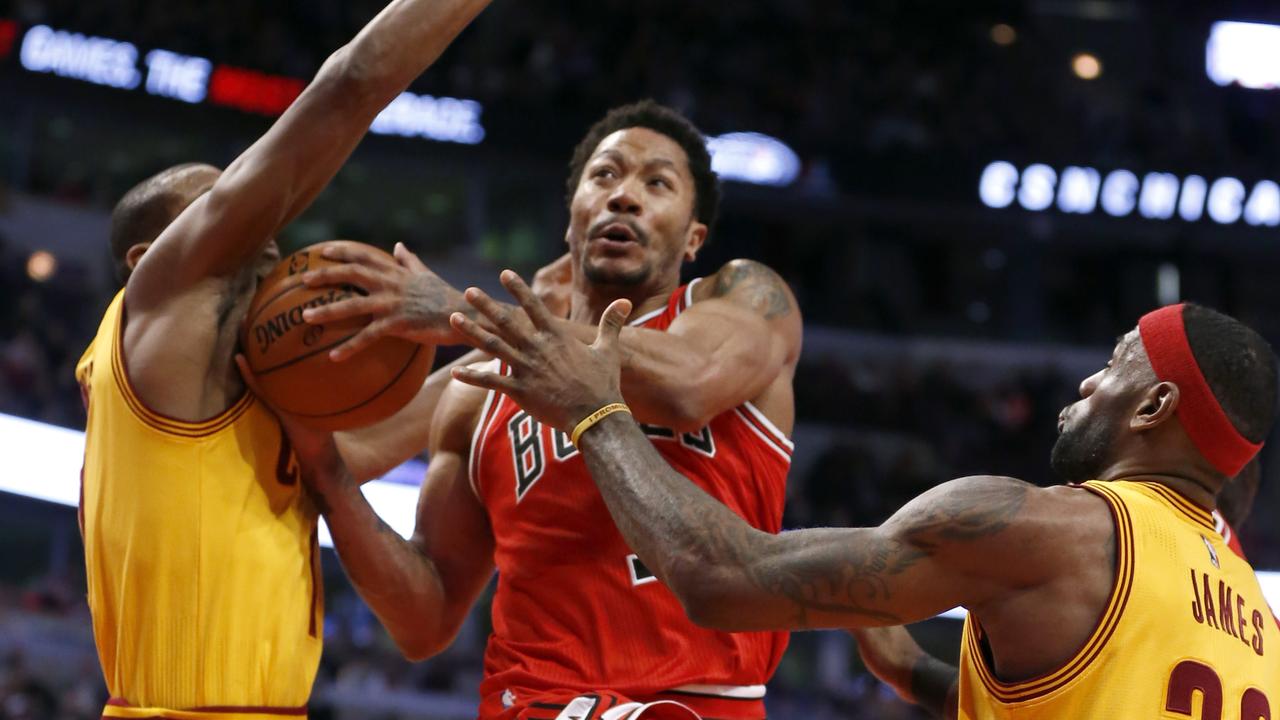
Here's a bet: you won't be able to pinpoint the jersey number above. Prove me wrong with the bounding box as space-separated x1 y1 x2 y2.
1165 660 1271 720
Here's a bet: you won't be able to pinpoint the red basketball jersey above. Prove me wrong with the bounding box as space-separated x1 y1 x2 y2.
469 280 791 717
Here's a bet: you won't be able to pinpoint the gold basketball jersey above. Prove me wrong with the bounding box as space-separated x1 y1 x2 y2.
958 480 1278 719
76 291 322 718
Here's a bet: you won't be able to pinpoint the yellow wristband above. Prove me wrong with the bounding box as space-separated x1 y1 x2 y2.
571 402 632 446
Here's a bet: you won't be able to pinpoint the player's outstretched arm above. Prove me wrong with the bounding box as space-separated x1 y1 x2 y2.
127 0 492 310
301 255 800 432
850 626 958 720
446 271 1068 631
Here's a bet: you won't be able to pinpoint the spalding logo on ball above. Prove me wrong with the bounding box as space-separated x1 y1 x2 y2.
239 241 435 431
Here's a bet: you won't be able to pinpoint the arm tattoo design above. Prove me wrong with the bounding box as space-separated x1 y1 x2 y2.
713 260 793 320
581 414 1030 630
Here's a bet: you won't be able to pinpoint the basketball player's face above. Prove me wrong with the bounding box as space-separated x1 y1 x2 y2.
566 128 706 290
1051 330 1149 482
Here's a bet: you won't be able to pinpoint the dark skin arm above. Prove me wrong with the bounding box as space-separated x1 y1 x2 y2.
851 625 958 719
447 270 1119 682
270 371 495 661
123 0 492 422
299 249 801 433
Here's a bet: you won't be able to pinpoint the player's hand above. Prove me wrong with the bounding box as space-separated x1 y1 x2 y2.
530 252 573 319
299 241 467 361
449 269 630 433
850 625 924 703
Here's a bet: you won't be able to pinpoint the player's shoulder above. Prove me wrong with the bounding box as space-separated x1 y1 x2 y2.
690 258 798 323
691 258 783 298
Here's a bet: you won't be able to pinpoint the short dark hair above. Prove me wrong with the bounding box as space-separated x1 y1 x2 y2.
1183 303 1279 445
565 100 721 234
108 163 213 284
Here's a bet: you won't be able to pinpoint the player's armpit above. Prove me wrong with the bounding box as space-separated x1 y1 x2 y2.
671 476 1061 632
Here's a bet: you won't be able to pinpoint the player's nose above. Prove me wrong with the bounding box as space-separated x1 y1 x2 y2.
1078 368 1103 398
606 181 642 215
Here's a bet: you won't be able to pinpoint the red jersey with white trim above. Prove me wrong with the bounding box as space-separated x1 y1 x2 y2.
470 280 791 717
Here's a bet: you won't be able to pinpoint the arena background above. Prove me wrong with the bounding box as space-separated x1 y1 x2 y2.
2 1 1279 717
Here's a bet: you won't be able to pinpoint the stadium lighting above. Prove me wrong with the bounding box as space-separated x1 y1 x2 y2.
707 132 801 187
0 412 421 546
1207 21 1280 89
1072 52 1102 80
26 251 57 282
990 24 1017 46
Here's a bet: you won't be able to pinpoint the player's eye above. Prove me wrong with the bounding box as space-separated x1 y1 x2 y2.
648 177 671 189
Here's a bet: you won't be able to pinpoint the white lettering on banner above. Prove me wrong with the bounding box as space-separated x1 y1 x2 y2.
979 161 1019 209
144 49 212 104
1100 170 1138 217
1179 175 1208 221
1057 166 1100 214
19 25 141 89
370 92 486 145
979 161 1280 227
1018 164 1056 211
1139 173 1179 220
1207 177 1245 224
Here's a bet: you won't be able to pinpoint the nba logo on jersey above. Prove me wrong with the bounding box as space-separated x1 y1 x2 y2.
1201 534 1220 569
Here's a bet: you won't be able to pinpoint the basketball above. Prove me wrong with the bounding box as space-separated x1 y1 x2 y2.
239 241 435 431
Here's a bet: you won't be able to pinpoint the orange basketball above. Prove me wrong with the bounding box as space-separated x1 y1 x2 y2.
239 241 435 431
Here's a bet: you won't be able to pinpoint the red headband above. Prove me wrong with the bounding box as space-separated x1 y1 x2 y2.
1138 304 1262 477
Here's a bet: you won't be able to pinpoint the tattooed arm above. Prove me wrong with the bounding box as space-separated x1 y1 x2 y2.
575 412 1055 630
306 256 801 432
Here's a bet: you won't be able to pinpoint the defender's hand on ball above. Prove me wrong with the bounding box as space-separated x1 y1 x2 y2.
450 270 630 433
298 241 465 361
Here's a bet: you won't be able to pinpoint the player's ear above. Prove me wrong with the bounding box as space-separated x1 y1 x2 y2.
684 221 707 262
126 242 151 271
1131 381 1178 431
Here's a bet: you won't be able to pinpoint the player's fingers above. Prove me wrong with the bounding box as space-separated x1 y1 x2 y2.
327 320 387 362
500 269 556 331
302 294 381 325
393 242 428 272
463 287 530 344
450 312 522 365
301 263 381 291
451 366 520 394
319 241 392 268
593 298 632 354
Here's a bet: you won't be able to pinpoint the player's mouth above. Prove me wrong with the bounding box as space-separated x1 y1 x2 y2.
590 222 645 252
